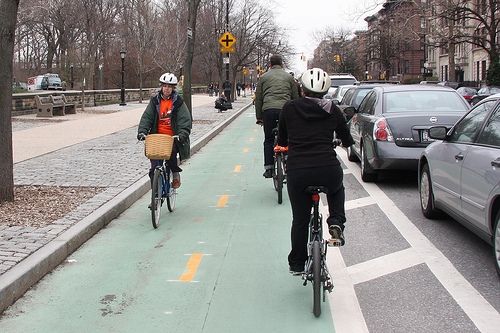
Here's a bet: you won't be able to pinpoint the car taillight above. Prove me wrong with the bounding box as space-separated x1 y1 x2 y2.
464 95 472 100
373 118 394 141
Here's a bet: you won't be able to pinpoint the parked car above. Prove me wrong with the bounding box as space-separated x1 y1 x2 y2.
337 85 383 120
327 84 355 104
456 86 478 104
418 93 500 274
344 84 470 182
470 86 500 106
327 73 358 96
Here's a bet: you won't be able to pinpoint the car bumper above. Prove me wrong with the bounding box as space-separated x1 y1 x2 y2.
369 142 424 170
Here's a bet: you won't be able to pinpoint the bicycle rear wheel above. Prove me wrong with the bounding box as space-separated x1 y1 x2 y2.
151 168 162 228
312 240 321 317
166 170 177 212
274 154 284 204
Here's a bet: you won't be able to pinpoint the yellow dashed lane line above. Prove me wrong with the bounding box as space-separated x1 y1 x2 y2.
179 253 203 282
216 195 229 208
233 165 242 173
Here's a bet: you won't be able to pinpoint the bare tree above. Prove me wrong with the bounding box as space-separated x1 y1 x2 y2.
0 0 20 202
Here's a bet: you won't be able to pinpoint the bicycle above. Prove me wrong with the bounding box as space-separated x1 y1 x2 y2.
301 139 343 317
150 159 177 229
272 127 287 204
139 133 178 229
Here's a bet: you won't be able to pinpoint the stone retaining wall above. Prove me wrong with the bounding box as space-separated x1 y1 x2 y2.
12 86 207 116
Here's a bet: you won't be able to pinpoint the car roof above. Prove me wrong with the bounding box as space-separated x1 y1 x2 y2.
374 84 456 92
481 93 500 101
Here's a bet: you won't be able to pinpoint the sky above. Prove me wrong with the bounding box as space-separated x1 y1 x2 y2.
269 0 383 73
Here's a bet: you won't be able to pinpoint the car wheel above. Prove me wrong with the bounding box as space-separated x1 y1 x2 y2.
360 143 376 182
346 145 358 162
494 211 500 276
419 163 442 219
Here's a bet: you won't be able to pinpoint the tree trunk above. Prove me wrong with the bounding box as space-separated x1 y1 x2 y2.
0 0 19 202
182 0 201 116
448 23 456 82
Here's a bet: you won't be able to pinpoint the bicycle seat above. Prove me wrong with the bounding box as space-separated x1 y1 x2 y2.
304 186 328 194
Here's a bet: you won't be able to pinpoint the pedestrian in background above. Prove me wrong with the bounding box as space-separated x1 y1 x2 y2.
254 54 299 178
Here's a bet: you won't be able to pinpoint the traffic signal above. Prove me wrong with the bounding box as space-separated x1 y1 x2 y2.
334 54 342 62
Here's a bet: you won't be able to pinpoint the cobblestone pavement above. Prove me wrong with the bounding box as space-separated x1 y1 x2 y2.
0 97 252 275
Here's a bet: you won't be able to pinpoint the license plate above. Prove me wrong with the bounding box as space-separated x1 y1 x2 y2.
421 130 436 142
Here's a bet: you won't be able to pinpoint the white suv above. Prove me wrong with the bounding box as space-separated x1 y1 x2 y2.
328 73 358 95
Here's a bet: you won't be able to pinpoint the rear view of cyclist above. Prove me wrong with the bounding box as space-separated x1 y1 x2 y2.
276 68 354 275
137 73 192 197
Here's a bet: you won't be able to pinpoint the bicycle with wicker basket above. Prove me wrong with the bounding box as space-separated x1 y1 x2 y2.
142 133 178 229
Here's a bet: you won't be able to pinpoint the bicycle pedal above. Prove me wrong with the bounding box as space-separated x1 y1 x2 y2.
328 238 342 247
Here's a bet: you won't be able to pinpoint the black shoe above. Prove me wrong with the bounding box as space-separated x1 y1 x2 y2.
263 169 273 178
148 203 152 210
289 265 305 276
328 225 345 246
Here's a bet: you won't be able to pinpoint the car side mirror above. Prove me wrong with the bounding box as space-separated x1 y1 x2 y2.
428 126 447 140
343 106 356 119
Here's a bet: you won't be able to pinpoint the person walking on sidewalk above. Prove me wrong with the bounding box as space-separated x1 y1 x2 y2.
254 54 299 178
276 67 354 275
137 72 192 192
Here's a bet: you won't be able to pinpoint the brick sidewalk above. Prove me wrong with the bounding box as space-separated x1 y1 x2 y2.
0 96 252 276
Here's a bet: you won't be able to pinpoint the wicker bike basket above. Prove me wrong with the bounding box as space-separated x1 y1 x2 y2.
144 134 174 160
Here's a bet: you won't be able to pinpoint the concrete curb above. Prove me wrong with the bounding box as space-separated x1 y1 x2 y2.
0 102 253 314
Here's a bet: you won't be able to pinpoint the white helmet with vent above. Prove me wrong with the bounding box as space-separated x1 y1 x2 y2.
159 72 178 85
300 68 331 94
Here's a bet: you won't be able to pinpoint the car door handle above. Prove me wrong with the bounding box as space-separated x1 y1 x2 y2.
455 153 464 161
491 158 500 167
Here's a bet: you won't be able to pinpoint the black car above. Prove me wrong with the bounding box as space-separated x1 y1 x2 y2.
345 84 470 182
470 86 500 106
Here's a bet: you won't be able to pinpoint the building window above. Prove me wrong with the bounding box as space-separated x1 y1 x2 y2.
404 60 410 74
482 60 487 81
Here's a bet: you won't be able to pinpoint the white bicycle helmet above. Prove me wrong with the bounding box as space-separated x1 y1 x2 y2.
300 68 331 94
159 72 178 85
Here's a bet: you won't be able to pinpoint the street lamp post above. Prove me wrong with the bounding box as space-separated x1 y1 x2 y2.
70 64 74 89
98 64 103 90
120 49 127 106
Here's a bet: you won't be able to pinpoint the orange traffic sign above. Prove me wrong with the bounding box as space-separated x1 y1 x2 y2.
220 46 235 53
219 32 236 49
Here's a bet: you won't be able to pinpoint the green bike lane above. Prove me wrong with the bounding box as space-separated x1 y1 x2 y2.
0 110 335 332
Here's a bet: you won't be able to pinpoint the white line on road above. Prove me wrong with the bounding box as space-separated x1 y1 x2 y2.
329 147 500 333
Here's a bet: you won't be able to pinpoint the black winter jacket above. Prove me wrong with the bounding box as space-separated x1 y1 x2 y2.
277 97 354 171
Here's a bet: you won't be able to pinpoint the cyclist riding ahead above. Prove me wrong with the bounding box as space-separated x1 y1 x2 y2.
276 68 354 275
254 54 299 178
137 72 192 207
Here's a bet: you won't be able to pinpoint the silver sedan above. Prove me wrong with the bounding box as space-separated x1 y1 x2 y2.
418 93 500 275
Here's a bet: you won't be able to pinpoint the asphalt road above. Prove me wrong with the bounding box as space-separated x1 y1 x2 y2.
1 108 499 333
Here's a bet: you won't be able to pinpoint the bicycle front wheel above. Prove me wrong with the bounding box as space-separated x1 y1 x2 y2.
151 168 162 229
167 170 177 212
312 240 321 317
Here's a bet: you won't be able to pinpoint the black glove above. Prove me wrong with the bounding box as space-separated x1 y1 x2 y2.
137 133 146 141
178 135 187 143
256 119 263 126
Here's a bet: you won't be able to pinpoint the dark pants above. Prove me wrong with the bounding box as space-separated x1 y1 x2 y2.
262 108 281 168
286 165 345 269
149 144 182 184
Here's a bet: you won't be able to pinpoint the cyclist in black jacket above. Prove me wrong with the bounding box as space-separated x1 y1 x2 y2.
277 68 354 275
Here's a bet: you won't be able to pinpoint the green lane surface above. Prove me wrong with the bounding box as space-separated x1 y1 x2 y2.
0 110 335 332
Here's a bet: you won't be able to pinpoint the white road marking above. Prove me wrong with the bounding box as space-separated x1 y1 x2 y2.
324 147 500 333
345 196 376 211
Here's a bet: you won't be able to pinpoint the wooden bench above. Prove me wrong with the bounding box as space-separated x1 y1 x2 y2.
61 95 76 114
35 96 55 117
49 95 66 116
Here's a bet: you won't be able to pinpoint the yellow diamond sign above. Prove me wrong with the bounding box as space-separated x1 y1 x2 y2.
219 31 236 49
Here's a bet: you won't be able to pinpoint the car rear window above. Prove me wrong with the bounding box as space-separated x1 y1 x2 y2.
331 78 356 87
384 90 468 113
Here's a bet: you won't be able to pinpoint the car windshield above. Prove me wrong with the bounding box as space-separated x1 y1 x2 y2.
331 78 356 87
384 90 468 113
